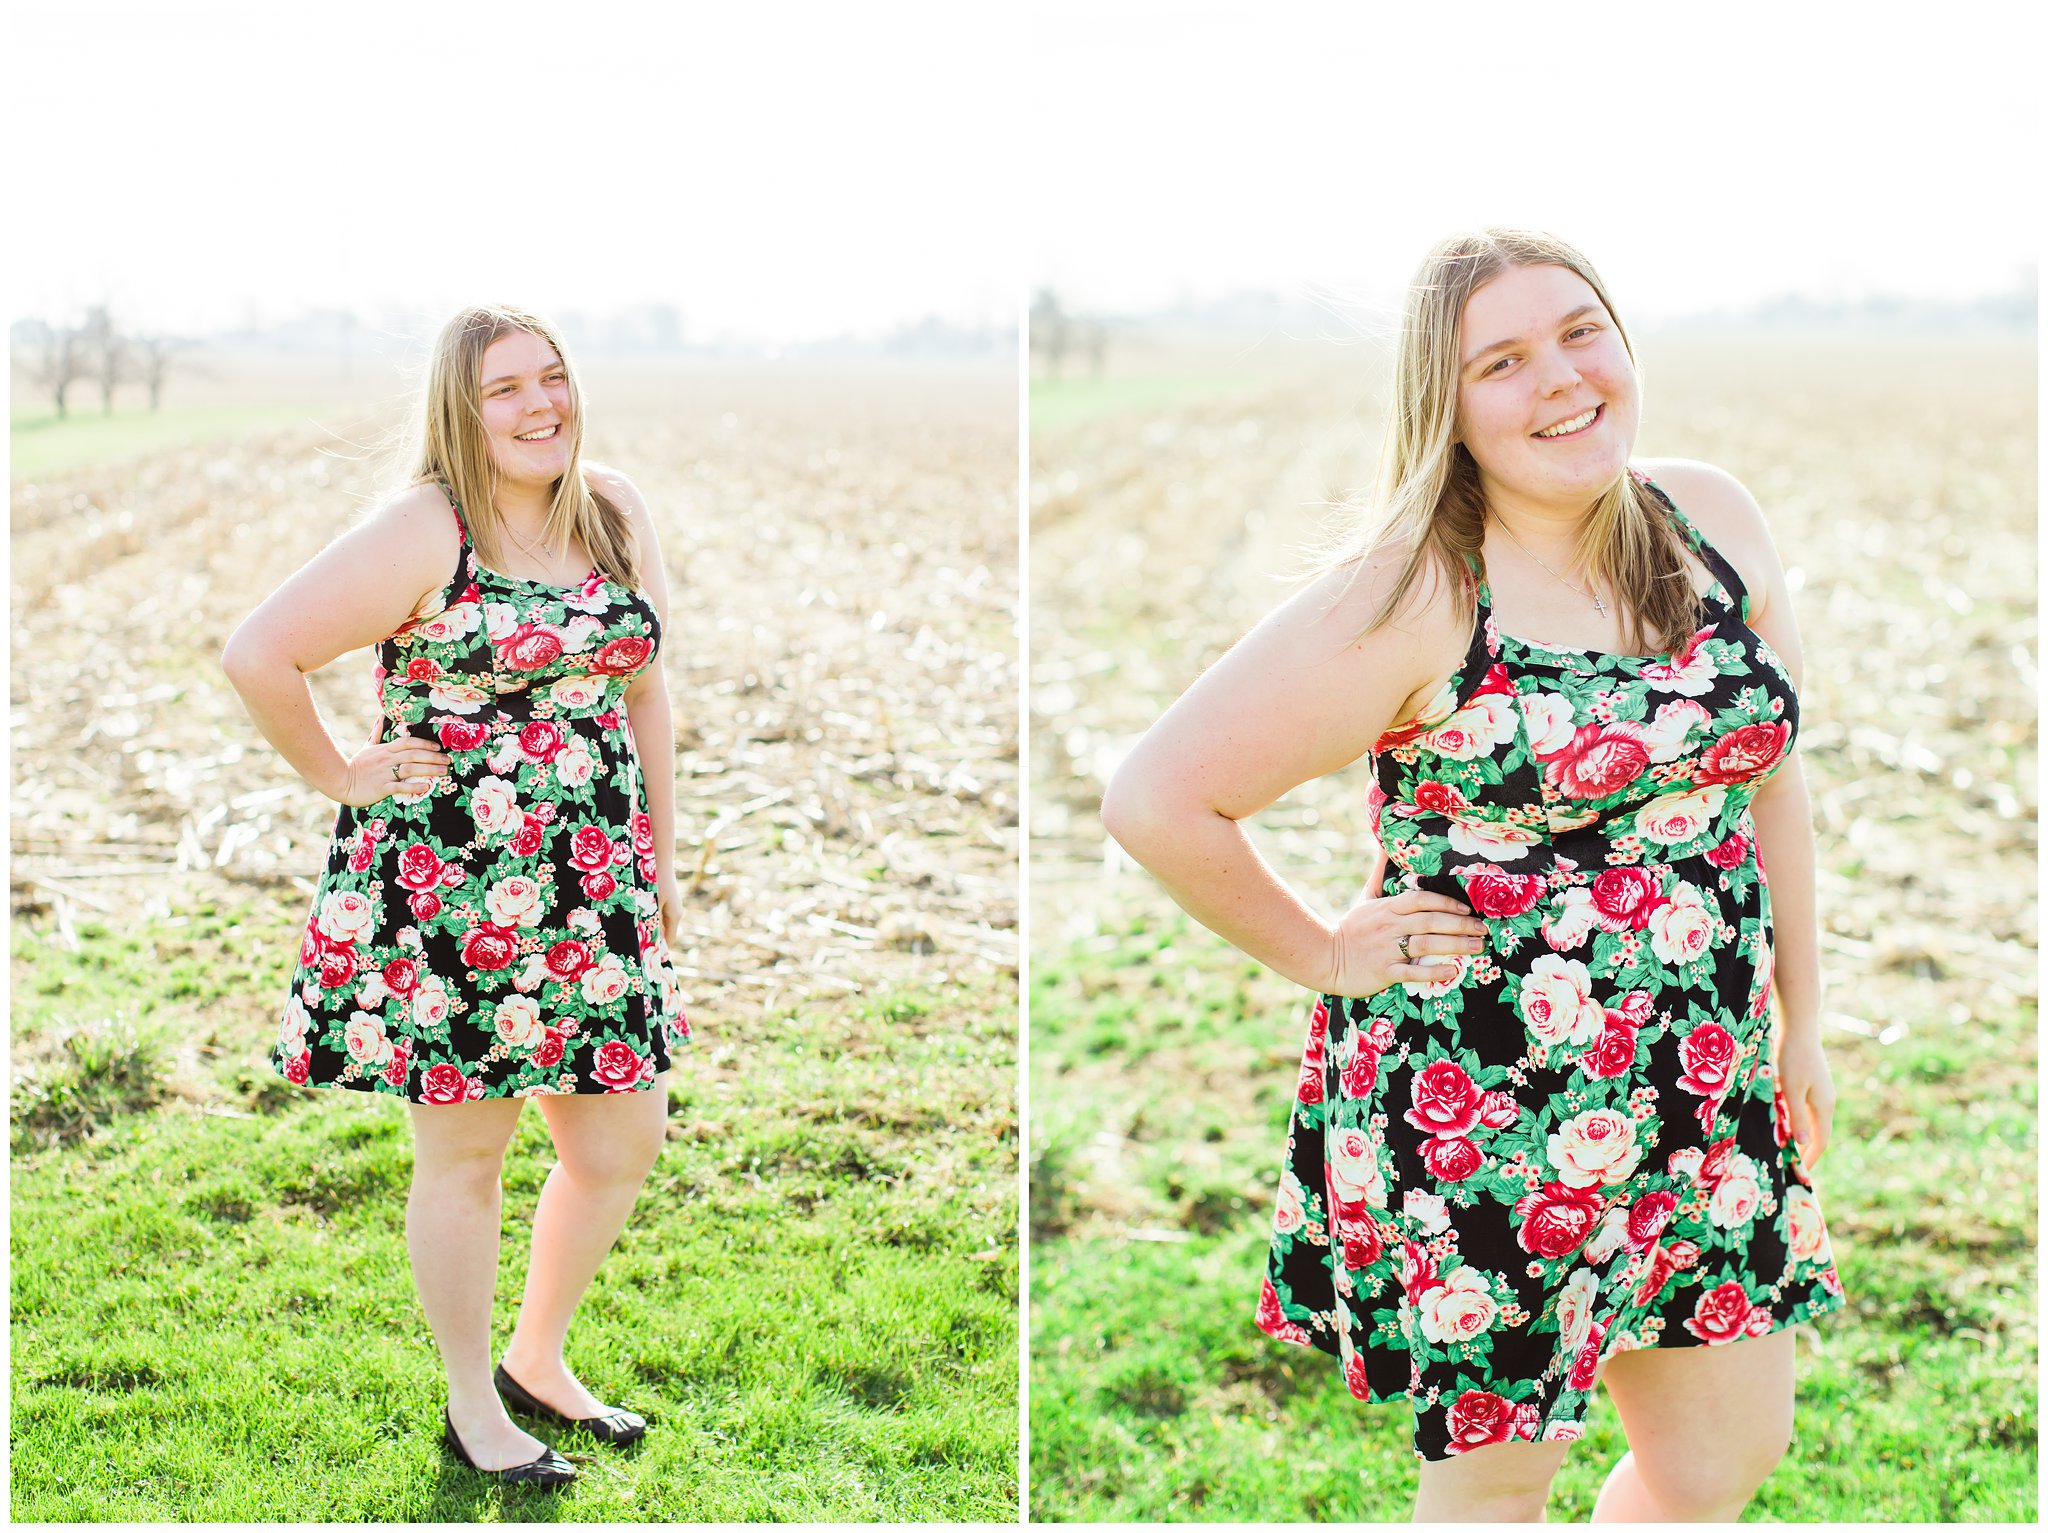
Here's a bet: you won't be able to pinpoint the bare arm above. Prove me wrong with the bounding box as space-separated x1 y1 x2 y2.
595 468 681 916
219 485 456 804
1101 552 1484 996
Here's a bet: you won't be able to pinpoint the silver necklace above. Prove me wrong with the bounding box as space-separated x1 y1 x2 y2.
1493 518 1608 616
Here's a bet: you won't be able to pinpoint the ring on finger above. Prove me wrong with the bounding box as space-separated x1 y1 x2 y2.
391 763 402 781
1397 933 1412 960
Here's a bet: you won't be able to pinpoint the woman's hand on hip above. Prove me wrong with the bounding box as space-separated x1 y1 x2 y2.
334 733 452 808
1321 888 1486 999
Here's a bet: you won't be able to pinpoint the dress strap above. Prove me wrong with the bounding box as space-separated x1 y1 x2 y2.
435 476 470 543
1635 471 1750 621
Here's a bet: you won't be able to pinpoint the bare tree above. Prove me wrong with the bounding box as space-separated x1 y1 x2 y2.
132 333 192 410
14 318 89 420
80 305 129 415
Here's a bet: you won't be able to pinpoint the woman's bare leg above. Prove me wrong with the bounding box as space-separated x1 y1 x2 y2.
405 1095 543 1470
1412 1437 1572 1522
1592 1327 1796 1521
499 1074 671 1416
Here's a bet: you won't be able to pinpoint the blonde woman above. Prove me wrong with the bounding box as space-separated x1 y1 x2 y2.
223 305 688 1486
1102 230 1844 1522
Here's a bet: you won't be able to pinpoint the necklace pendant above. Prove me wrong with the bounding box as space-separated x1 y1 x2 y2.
1593 595 1608 616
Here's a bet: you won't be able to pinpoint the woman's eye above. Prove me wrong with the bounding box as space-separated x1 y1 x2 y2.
1487 357 1514 374
1566 325 1597 340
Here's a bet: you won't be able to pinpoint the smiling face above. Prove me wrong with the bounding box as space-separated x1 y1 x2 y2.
1454 262 1639 515
477 327 574 487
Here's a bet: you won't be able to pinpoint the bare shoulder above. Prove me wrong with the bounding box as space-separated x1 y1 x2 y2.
1635 457 1782 616
354 479 462 574
583 460 659 550
1309 536 1468 653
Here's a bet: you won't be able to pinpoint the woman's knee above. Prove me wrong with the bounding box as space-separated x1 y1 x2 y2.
1414 1438 1567 1520
554 1113 667 1191
1634 1419 1791 1514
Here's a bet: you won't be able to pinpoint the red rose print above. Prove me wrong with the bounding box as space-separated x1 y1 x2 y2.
1340 1219 1384 1269
1411 780 1471 815
348 839 373 873
1306 998 1330 1053
299 923 323 967
405 656 443 681
1678 1024 1737 1097
1624 1190 1677 1252
1633 1242 1682 1306
409 890 443 921
545 940 593 980
501 624 565 671
570 826 616 872
1400 1240 1440 1298
1296 1060 1325 1106
631 811 655 854
534 1032 566 1069
383 958 418 995
317 943 357 990
510 821 545 858
1343 1350 1372 1399
1512 1181 1607 1259
1771 1083 1793 1147
1705 829 1752 869
1477 1089 1520 1129
381 1044 410 1090
285 1050 311 1085
1612 990 1654 1027
1590 867 1663 930
462 923 519 971
1683 1279 1767 1344
1694 722 1790 786
1698 1135 1739 1188
518 720 565 761
592 1041 645 1089
581 871 618 901
419 1063 470 1104
1341 1045 1380 1098
1461 866 1544 918
436 717 490 752
592 635 654 675
1544 723 1651 800
1404 1059 1483 1137
1445 1390 1517 1452
528 802 557 825
1567 1319 1607 1390
1255 1275 1287 1330
1420 1135 1483 1181
1580 1019 1640 1080
397 843 446 891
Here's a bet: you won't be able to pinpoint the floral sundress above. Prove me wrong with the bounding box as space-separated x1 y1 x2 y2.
271 481 689 1103
1256 472 1844 1462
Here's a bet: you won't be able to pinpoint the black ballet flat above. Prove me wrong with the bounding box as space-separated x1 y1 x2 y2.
495 1362 648 1446
442 1406 578 1487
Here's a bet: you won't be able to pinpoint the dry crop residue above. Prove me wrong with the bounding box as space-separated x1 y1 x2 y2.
12 363 1018 1040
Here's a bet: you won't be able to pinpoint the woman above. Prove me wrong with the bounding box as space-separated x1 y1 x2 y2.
222 304 688 1487
1101 230 1845 1522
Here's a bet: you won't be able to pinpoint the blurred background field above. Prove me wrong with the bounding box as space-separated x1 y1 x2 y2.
9 352 1021 1521
1027 324 2037 1522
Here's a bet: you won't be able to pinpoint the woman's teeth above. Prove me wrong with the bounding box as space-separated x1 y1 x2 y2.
1534 406 1600 439
514 425 559 442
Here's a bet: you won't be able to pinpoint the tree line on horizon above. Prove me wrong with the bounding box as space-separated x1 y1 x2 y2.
13 306 195 419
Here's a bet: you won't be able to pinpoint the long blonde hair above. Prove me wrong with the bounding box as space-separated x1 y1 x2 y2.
406 304 642 589
1333 228 1700 655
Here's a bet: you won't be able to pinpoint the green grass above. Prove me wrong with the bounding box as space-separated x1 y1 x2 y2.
11 898 1018 1521
10 401 354 480
1029 372 1261 437
1028 907 2037 1522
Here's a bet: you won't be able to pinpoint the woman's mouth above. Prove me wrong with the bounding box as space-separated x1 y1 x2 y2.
514 424 561 443
1532 404 1602 440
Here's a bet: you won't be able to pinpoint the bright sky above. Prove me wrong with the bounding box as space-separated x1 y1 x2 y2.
1029 0 2039 320
11 3 2036 344
11 1 1017 345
